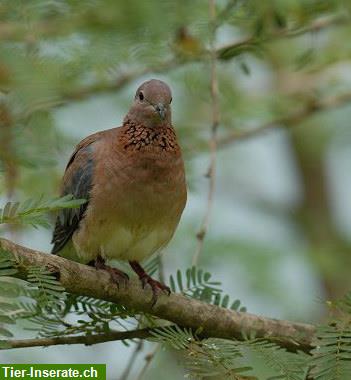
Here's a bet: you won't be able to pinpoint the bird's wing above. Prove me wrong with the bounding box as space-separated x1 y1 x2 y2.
51 131 105 254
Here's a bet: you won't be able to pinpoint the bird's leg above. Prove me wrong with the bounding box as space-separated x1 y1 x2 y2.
129 260 170 305
89 255 129 288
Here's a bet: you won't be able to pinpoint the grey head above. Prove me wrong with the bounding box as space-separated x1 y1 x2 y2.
124 79 173 128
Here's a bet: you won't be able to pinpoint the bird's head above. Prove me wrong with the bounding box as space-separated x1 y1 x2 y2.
125 79 172 127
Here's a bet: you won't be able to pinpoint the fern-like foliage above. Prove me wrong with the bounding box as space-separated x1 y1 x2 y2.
150 326 253 379
185 339 253 380
23 291 137 338
11 265 68 338
336 291 351 315
0 195 86 228
26 266 66 311
22 305 69 338
150 325 196 350
0 248 17 278
144 255 161 277
0 249 29 344
0 249 69 339
56 295 136 337
308 290 351 380
169 266 246 311
309 323 351 380
242 339 307 380
151 326 308 380
0 247 140 341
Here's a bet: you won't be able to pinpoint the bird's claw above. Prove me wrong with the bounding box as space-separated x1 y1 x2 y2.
91 256 129 289
140 275 171 306
106 267 129 289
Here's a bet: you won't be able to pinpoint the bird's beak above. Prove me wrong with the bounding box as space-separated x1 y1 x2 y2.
154 103 166 120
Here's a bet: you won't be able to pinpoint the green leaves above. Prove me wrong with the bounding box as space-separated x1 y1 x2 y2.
150 326 253 379
310 323 351 380
150 325 195 350
0 248 68 339
151 325 308 380
26 266 65 311
244 339 307 380
308 290 351 379
0 246 137 342
0 195 86 228
0 248 17 277
0 248 27 338
169 266 246 311
170 267 221 299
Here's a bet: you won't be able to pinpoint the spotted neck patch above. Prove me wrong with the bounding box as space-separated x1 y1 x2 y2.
121 120 178 152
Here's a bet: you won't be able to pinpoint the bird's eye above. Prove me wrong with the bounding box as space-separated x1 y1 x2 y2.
138 92 144 101
170 97 172 104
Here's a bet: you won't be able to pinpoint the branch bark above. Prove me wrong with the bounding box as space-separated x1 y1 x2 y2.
5 329 152 350
0 238 315 353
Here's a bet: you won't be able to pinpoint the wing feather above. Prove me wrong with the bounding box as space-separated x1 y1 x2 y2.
51 132 103 254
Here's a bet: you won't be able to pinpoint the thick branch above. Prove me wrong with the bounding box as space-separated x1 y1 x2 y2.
5 329 152 350
0 238 315 353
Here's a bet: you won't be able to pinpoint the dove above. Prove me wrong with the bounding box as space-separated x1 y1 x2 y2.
51 79 187 303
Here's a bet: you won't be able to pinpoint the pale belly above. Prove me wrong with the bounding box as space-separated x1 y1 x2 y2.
69 193 183 264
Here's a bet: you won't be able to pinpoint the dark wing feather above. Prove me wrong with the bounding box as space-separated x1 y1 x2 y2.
51 134 100 255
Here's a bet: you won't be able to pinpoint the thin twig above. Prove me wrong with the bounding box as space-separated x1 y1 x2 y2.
217 13 349 59
3 328 153 350
217 91 351 148
192 0 220 266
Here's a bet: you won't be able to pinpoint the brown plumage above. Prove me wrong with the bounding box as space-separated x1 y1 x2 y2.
51 79 187 302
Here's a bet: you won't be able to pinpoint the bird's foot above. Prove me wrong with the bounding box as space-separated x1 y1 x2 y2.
129 260 170 306
90 256 129 289
104 266 129 288
140 275 171 306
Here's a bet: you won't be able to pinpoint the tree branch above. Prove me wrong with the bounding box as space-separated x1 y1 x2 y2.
217 13 349 60
57 14 349 106
217 91 351 148
0 238 316 353
4 329 152 350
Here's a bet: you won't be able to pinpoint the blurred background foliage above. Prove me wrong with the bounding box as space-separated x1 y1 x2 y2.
1 0 351 378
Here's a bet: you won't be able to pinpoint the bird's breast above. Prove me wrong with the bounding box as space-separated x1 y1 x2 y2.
72 128 187 262
102 152 186 225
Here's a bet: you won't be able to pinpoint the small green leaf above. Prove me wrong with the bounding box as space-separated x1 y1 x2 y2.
0 328 13 338
169 275 176 292
221 295 229 308
176 269 183 292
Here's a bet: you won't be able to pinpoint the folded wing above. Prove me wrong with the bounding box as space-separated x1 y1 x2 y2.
51 132 103 254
